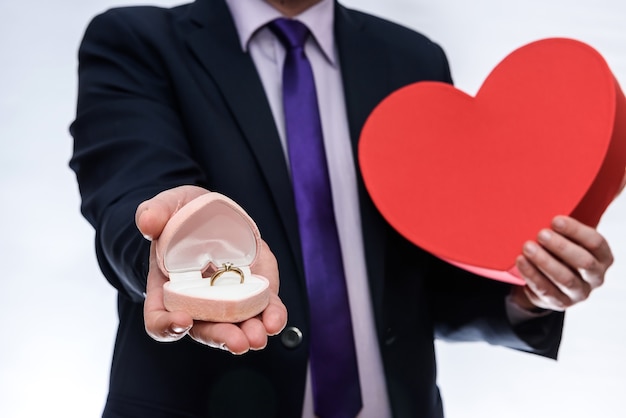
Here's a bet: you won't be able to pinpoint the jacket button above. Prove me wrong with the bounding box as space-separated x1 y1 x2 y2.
281 326 303 349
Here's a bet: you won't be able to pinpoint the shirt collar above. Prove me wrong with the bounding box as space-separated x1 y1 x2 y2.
225 0 336 65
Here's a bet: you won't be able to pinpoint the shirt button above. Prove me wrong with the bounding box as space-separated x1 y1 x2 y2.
281 326 303 349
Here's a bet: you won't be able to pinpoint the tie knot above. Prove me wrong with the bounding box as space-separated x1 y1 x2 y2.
269 18 310 49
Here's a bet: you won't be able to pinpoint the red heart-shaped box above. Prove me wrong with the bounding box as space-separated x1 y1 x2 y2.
359 38 626 285
155 192 270 322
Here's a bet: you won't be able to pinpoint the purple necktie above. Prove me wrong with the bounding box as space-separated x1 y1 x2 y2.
269 18 363 418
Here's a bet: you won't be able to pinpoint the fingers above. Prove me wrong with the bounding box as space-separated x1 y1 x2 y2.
135 185 208 241
189 322 252 354
146 301 282 354
145 310 194 342
515 216 613 311
549 216 614 276
262 293 288 336
516 253 579 311
240 317 269 350
188 293 287 354
189 315 274 354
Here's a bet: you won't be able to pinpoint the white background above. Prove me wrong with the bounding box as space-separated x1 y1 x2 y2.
1 1 625 417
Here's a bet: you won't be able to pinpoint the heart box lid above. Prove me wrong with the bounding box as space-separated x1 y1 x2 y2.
155 192 270 323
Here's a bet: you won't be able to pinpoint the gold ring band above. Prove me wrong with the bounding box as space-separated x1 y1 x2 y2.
209 262 245 286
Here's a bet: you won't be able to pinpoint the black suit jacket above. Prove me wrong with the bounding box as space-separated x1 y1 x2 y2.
70 1 564 417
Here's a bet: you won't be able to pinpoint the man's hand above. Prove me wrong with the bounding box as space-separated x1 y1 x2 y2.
136 185 288 354
511 215 614 312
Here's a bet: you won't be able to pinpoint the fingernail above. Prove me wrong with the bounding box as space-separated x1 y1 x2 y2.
172 324 191 334
515 255 528 269
552 216 566 230
523 241 538 255
143 234 153 241
538 229 552 243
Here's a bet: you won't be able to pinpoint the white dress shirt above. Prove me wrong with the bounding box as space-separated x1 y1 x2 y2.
225 0 392 417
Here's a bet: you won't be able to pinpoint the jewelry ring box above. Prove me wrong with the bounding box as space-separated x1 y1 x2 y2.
155 192 270 323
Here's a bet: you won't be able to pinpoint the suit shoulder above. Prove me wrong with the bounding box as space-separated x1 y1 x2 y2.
83 4 189 40
90 4 188 22
341 7 446 58
78 3 194 66
338 7 452 83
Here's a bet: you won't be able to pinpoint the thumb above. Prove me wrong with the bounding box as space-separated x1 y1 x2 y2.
135 185 209 240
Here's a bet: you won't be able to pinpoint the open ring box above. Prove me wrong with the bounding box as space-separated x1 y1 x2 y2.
155 192 270 323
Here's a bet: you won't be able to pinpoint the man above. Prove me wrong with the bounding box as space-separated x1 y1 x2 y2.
70 0 614 416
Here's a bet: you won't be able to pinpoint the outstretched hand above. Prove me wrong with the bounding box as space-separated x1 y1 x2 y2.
136 185 287 354
511 215 614 312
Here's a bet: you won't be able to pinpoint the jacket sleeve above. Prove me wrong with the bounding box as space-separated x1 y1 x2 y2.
427 255 565 359
69 9 206 301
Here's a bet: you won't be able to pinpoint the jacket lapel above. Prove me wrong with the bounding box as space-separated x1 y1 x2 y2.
335 4 392 337
180 0 304 275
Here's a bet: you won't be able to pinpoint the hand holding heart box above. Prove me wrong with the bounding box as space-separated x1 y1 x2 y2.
155 192 270 323
359 38 626 285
